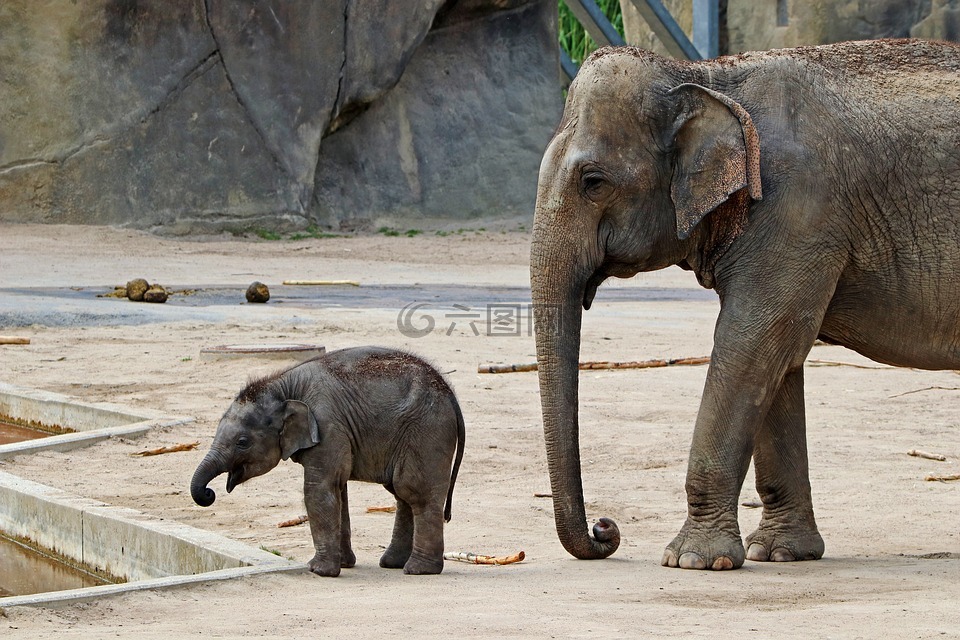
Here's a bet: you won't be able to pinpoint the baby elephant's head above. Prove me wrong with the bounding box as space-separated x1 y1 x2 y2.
190 391 320 507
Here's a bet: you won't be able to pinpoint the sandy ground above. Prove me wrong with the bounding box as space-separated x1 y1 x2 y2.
0 222 958 639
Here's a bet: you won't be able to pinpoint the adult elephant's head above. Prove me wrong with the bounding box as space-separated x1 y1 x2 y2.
530 48 762 559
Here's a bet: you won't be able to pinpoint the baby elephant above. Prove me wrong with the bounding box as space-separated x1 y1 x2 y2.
190 346 465 576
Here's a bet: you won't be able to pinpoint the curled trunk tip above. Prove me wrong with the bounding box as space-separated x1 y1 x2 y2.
192 485 216 507
191 452 224 507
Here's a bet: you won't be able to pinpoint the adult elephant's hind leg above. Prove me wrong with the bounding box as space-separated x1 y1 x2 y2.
745 366 824 562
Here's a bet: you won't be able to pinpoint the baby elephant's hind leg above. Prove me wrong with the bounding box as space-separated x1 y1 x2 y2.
403 496 446 575
340 484 356 568
380 498 414 569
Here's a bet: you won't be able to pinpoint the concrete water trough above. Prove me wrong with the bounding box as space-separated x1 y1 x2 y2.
0 382 188 459
0 472 305 607
0 383 305 606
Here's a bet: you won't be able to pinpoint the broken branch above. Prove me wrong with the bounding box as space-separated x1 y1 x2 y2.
0 336 30 345
907 449 947 462
277 515 309 528
890 386 960 399
478 357 710 374
443 551 525 565
925 473 960 482
366 505 397 513
806 360 890 370
282 280 359 286
130 441 199 457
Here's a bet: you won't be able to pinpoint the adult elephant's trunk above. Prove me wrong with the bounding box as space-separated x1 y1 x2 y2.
530 224 621 560
191 449 227 507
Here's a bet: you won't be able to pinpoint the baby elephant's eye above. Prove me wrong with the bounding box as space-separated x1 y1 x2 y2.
237 436 251 449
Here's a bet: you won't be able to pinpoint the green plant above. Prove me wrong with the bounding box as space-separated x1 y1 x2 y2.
404 229 422 237
378 226 400 237
254 229 282 241
289 225 342 240
558 0 624 66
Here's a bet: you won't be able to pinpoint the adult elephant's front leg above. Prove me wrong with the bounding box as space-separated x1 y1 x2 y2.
661 359 766 570
745 367 824 562
662 281 831 570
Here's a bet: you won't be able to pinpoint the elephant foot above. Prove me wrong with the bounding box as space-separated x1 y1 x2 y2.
379 546 411 569
341 547 357 568
308 554 341 577
745 523 824 563
662 522 744 570
402 550 443 575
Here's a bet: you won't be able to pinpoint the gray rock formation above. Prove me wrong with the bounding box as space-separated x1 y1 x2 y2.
0 0 561 233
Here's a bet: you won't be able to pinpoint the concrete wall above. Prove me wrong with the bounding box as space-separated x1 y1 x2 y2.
620 0 960 55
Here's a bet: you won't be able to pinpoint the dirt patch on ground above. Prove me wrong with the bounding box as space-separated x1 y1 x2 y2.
0 223 958 638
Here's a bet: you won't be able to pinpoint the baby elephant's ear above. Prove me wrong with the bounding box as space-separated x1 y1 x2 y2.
280 400 321 460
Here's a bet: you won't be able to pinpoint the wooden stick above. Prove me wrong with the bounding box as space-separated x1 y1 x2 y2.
129 441 199 457
366 505 397 513
926 473 960 482
0 337 30 345
908 449 947 462
282 280 360 286
478 356 710 374
277 515 309 528
890 386 960 399
443 551 525 565
533 493 552 498
806 359 890 370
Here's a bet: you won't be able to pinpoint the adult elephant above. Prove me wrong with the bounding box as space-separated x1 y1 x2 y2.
530 39 960 570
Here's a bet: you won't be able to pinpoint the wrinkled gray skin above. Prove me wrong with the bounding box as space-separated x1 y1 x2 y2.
191 347 465 576
530 39 960 570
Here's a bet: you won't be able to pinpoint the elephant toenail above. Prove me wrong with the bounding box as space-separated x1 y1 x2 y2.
679 552 706 570
770 548 796 562
746 543 769 561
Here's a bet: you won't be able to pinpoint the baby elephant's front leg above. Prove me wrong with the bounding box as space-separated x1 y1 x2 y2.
303 466 345 577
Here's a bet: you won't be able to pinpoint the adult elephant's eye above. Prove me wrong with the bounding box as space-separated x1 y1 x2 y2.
580 168 613 201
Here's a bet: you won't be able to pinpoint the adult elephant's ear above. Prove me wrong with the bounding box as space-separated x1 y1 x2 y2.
280 400 321 460
667 83 762 239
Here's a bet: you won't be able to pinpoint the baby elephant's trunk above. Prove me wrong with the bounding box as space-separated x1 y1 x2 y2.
191 450 226 507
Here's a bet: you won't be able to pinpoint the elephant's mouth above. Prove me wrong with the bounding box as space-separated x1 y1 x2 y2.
226 466 244 493
584 261 641 309
583 270 606 310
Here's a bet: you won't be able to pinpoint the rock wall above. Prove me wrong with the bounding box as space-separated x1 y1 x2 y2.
0 1 561 233
620 0 960 56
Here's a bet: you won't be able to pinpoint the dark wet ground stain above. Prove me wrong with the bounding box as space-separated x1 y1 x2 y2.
3 283 717 310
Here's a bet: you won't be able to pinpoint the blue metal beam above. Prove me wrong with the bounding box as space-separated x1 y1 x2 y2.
625 0 702 60
563 0 625 48
559 47 578 85
693 0 719 58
